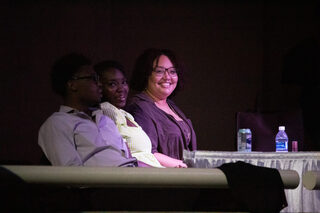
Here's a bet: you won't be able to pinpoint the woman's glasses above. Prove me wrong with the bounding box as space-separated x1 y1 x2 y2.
153 66 177 77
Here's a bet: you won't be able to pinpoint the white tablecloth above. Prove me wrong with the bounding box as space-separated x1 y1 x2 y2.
183 150 320 213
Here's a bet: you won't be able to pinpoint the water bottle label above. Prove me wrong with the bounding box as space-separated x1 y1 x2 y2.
275 128 288 152
276 141 288 152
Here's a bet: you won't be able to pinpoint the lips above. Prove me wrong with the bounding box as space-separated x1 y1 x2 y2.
117 96 126 102
115 94 127 102
159 82 171 88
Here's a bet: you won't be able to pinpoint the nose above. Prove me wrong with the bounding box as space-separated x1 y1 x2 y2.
163 70 171 79
116 83 126 93
117 85 124 92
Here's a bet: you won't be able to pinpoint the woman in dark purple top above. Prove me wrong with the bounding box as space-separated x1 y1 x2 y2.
126 48 197 167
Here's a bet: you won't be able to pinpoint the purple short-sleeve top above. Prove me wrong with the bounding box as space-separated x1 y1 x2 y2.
126 92 197 160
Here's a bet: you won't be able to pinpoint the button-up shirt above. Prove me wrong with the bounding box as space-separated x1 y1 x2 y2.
38 105 137 167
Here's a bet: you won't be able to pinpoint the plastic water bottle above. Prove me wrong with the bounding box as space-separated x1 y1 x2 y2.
237 128 252 152
275 126 288 152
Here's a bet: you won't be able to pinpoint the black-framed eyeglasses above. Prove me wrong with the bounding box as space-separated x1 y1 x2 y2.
71 74 99 83
153 66 178 77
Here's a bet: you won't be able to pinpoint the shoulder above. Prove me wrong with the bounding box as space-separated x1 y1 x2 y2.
38 112 76 140
100 102 120 118
40 112 74 131
42 111 70 125
126 93 154 111
100 102 118 112
100 102 121 122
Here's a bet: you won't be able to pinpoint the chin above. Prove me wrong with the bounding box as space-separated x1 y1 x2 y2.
161 91 173 97
116 102 126 108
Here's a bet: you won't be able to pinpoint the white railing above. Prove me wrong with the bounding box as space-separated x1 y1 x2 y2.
2 165 299 189
303 171 320 190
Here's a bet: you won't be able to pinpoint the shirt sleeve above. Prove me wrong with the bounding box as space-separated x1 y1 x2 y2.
38 116 83 166
96 113 130 158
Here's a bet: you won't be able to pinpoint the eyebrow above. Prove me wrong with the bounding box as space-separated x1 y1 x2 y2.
105 77 127 82
155 66 175 69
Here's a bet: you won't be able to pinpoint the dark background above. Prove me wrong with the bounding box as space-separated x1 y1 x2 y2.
0 0 319 164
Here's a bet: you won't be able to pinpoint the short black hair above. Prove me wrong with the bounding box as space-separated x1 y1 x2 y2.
51 53 91 96
130 48 184 97
94 60 126 77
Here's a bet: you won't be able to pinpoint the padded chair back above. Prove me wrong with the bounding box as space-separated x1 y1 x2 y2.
236 110 304 151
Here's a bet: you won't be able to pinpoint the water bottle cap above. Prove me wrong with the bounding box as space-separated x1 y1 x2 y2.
279 126 285 131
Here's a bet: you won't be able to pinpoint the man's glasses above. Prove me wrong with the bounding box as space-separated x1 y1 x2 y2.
153 66 178 77
71 74 100 83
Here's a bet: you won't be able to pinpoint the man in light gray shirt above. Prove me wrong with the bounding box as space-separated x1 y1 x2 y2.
38 53 137 167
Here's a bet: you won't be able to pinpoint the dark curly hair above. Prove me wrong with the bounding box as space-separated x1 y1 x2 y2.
94 60 126 78
51 53 91 97
130 48 184 97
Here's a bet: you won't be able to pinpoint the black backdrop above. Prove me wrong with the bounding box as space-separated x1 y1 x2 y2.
0 0 319 164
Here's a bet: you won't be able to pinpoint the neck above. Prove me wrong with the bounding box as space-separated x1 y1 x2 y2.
64 99 91 115
144 89 167 105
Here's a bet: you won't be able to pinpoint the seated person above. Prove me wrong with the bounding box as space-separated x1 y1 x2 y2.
94 60 186 168
38 53 137 167
126 48 197 164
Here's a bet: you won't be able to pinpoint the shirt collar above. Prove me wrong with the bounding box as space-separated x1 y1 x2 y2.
59 105 78 113
59 105 100 120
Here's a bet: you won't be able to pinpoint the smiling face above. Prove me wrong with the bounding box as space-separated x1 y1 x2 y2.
100 68 129 108
146 55 178 100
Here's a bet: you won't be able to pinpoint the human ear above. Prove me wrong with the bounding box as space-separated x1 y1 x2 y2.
67 80 77 92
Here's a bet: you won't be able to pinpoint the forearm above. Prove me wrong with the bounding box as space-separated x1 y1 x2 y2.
153 152 187 168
